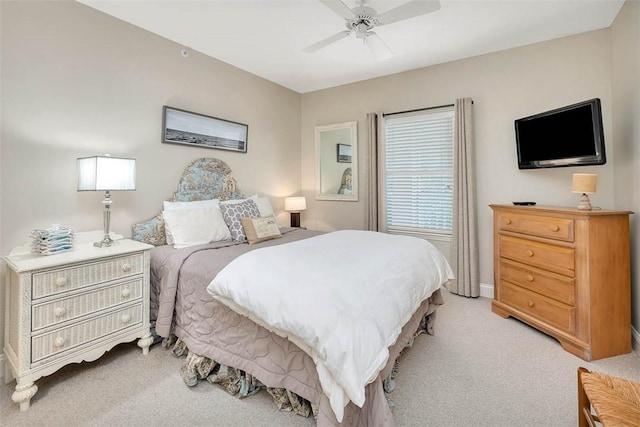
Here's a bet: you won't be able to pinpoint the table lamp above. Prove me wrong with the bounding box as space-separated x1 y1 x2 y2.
77 155 136 247
284 196 306 228
571 173 597 210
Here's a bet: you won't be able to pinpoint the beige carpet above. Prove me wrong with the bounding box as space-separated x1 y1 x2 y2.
2 292 639 426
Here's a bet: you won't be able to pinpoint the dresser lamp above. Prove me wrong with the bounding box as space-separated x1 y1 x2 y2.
77 155 136 247
284 196 307 228
571 173 597 211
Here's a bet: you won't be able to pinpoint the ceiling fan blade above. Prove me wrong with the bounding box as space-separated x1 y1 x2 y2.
318 0 355 19
365 32 394 60
303 30 352 53
377 0 441 26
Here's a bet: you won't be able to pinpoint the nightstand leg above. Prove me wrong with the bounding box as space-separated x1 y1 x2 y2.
12 379 38 411
137 334 153 355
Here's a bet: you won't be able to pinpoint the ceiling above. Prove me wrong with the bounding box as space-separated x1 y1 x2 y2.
77 0 625 94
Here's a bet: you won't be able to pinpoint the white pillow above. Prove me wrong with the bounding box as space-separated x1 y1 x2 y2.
162 199 220 244
249 194 275 217
162 207 231 249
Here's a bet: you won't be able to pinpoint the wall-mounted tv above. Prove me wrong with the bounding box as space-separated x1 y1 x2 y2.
515 98 606 169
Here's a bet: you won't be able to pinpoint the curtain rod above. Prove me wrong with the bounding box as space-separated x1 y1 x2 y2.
382 101 473 118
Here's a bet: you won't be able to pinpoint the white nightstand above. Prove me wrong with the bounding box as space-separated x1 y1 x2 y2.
3 231 154 411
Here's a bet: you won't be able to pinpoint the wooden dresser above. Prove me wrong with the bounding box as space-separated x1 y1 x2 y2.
490 204 632 361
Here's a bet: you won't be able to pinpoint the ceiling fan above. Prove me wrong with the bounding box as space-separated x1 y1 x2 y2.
303 0 441 60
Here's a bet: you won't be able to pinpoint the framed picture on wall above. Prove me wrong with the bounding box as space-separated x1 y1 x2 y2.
162 106 248 153
337 143 352 163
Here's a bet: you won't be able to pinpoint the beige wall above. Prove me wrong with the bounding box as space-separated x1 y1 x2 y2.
611 0 640 340
0 1 301 352
301 29 616 292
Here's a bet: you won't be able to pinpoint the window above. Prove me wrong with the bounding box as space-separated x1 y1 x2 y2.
382 108 454 240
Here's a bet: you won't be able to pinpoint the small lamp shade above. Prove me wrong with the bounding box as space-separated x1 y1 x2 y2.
284 196 306 228
571 173 597 210
284 196 307 212
571 174 597 194
77 156 136 191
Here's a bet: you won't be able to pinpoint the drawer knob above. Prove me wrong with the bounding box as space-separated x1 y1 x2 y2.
526 250 534 257
54 336 66 348
121 288 131 298
53 307 67 317
526 275 534 282
551 225 560 232
121 314 131 324
505 219 512 225
55 277 67 287
527 300 535 308
122 264 132 273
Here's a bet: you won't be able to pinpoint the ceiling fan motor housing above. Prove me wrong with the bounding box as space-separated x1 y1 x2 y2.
345 5 378 38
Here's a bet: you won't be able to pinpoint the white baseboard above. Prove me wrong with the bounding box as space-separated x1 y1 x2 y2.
480 282 494 299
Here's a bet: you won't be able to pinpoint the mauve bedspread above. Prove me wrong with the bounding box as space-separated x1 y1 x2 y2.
150 228 444 426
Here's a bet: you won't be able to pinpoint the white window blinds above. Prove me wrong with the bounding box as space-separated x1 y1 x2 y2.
383 108 454 238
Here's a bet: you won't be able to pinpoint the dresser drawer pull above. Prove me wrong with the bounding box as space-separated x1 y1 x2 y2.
121 288 131 298
527 300 535 308
54 336 66 348
526 275 534 282
551 225 560 232
54 277 67 287
505 218 512 225
121 314 132 324
121 264 132 273
53 307 67 318
526 250 534 257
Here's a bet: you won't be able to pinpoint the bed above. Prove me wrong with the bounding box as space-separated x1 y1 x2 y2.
132 158 452 426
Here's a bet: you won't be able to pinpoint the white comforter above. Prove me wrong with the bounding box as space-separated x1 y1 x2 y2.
207 230 454 422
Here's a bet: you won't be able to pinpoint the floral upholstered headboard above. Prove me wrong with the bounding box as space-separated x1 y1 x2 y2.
132 158 245 246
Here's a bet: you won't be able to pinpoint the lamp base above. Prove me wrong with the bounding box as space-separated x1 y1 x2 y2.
290 212 301 228
94 235 115 247
577 193 592 210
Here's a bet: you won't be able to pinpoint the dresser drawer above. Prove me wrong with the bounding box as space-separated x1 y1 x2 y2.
32 278 143 331
500 260 575 305
498 212 574 242
32 253 144 299
501 281 575 334
500 235 575 276
31 303 143 363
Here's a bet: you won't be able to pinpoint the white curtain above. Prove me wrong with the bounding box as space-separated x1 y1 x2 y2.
366 112 380 231
447 98 480 297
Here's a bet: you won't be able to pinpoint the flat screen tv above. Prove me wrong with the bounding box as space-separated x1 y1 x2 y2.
515 98 606 169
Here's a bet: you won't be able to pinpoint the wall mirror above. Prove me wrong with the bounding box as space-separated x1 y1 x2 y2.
315 121 358 201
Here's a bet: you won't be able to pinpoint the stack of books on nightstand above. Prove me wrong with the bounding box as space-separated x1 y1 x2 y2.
30 226 75 255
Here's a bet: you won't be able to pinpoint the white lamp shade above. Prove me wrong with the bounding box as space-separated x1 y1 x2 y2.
571 173 597 194
77 156 136 191
284 196 307 212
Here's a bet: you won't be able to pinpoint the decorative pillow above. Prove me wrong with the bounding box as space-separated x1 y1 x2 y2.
163 199 220 244
249 194 276 217
220 199 261 242
241 216 282 245
162 206 231 249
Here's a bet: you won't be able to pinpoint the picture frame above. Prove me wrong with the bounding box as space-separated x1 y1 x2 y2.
162 106 248 153
337 143 352 163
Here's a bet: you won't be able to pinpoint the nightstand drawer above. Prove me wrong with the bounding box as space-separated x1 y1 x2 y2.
500 235 574 276
32 253 144 299
498 212 574 242
31 303 143 363
32 278 143 331
500 260 575 305
501 281 575 334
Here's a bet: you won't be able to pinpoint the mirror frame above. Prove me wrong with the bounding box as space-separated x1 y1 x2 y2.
315 121 358 201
